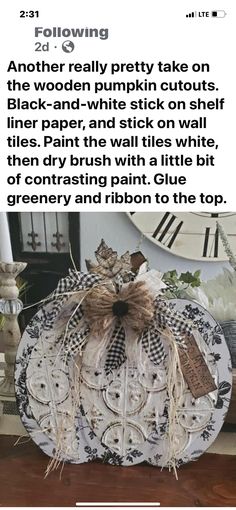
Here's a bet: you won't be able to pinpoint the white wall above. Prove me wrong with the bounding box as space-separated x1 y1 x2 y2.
80 212 230 280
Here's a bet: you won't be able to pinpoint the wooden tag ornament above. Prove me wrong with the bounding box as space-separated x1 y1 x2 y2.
178 335 217 398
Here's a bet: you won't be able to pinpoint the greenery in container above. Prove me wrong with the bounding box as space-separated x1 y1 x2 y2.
185 223 236 322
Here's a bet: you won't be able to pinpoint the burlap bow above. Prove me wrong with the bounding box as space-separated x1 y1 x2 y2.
83 281 154 334
42 269 193 373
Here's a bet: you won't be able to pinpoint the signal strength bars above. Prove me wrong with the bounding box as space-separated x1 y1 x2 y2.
186 11 197 17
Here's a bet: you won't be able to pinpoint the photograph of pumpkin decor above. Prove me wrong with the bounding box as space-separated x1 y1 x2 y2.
15 239 232 477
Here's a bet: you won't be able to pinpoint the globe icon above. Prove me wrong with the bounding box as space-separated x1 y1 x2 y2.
62 40 75 53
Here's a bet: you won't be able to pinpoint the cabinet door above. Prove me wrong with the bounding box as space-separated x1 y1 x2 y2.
8 212 80 327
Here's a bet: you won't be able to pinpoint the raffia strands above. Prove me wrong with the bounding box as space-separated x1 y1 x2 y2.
161 327 186 479
83 281 155 335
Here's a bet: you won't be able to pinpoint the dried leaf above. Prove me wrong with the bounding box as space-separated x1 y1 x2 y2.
86 239 131 279
95 239 117 269
130 251 147 272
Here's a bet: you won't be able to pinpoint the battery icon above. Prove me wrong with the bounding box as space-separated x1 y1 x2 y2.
211 10 227 17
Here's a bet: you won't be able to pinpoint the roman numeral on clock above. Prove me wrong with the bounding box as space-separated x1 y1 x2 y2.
152 212 183 248
202 226 219 258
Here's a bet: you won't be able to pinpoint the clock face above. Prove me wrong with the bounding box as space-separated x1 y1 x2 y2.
128 212 236 261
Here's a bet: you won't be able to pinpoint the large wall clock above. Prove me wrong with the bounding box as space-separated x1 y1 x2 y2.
128 212 236 261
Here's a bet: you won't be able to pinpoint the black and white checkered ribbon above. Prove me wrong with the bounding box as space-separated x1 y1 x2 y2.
41 270 102 330
104 297 192 373
41 269 193 372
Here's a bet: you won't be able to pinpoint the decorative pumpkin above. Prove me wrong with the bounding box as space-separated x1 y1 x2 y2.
15 241 232 476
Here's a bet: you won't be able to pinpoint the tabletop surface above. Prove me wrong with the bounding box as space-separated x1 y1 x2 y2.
0 435 236 507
